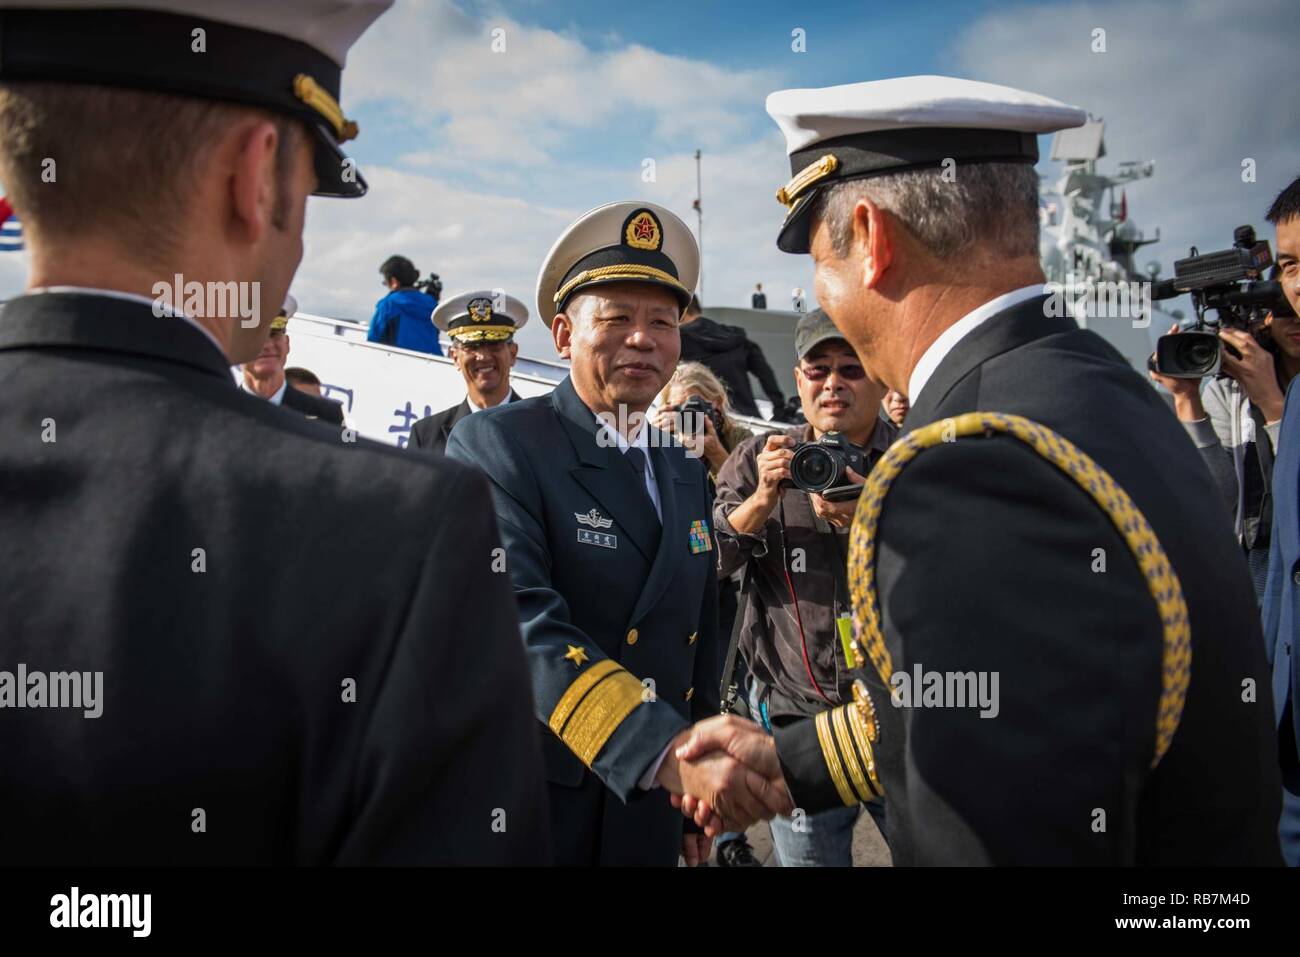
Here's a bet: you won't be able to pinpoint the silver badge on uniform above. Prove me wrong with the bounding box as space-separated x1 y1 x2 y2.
577 529 617 549
575 508 614 529
575 508 616 548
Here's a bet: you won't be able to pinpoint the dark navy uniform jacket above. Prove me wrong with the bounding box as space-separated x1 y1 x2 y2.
447 376 720 865
410 391 520 456
774 295 1283 865
0 292 549 865
1263 377 1300 864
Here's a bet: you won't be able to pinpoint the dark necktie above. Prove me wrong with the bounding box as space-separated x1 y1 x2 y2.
625 447 653 508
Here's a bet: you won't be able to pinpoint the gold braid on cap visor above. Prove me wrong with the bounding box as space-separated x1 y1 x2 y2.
293 74 359 143
553 264 689 305
776 154 839 207
450 325 515 343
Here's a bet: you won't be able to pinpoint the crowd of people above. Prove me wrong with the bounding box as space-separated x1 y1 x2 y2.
1 0 1298 870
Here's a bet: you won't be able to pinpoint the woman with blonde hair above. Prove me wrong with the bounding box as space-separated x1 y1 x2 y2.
654 361 754 478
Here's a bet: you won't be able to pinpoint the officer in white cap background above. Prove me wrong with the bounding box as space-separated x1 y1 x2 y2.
409 290 528 455
448 200 793 866
678 76 1282 864
239 294 346 425
0 0 548 865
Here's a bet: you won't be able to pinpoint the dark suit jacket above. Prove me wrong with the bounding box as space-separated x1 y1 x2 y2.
446 377 720 865
281 380 345 425
410 391 520 456
774 294 1283 865
1262 378 1300 862
0 292 549 865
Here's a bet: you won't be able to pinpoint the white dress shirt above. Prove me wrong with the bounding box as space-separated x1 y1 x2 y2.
907 284 1045 405
466 391 513 413
241 377 288 406
26 285 229 361
594 411 662 522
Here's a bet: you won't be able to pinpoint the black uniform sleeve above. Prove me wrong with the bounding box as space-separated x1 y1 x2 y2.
334 465 550 864
774 436 1161 863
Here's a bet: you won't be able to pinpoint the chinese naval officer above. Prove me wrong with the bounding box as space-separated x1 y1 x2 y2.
447 201 792 866
0 0 548 864
409 290 529 455
678 76 1283 864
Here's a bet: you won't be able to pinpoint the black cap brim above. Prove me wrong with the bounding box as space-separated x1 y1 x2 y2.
308 123 367 198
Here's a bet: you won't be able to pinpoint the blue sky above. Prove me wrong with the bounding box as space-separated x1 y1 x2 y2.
2 0 1295 359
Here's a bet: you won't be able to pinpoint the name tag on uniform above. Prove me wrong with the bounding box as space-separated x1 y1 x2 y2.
688 519 712 554
578 529 618 549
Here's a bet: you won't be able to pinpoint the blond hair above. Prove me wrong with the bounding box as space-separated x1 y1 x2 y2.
659 361 733 415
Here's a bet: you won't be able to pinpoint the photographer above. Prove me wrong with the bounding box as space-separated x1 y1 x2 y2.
653 362 753 478
367 254 443 356
712 310 895 866
653 362 758 866
1150 265 1300 600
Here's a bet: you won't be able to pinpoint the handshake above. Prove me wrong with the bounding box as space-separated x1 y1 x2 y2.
655 715 794 861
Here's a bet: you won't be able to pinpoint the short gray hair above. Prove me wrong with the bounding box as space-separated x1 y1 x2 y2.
812 162 1040 261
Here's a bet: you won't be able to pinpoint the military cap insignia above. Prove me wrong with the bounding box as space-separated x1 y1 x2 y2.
564 645 589 668
468 297 493 323
688 519 712 554
623 209 663 251
575 508 614 529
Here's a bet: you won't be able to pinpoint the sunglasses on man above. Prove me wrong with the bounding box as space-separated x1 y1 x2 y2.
799 360 866 381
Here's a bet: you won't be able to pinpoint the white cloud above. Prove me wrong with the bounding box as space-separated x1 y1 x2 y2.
345 0 777 169
953 0 1298 283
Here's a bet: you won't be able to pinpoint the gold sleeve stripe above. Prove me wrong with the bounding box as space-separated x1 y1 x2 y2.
548 658 622 735
815 710 858 807
845 702 882 798
831 705 872 803
562 669 646 767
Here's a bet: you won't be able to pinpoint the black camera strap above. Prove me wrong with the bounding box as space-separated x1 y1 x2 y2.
719 561 752 715
1245 402 1275 550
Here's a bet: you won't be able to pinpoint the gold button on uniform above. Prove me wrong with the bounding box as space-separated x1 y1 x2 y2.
687 631 697 645
684 687 695 701
626 628 639 646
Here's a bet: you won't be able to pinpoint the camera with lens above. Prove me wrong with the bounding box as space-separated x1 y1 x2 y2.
1150 225 1292 378
671 395 724 437
786 431 867 501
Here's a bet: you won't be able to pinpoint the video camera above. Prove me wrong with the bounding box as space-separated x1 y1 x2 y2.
1150 225 1291 378
785 431 867 502
416 272 443 302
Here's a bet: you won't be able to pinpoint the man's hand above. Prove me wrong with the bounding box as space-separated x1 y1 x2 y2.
657 716 793 833
681 833 712 867
1148 323 1207 422
754 433 795 503
1219 327 1285 423
808 467 866 528
675 714 785 778
724 434 795 536
672 792 725 838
